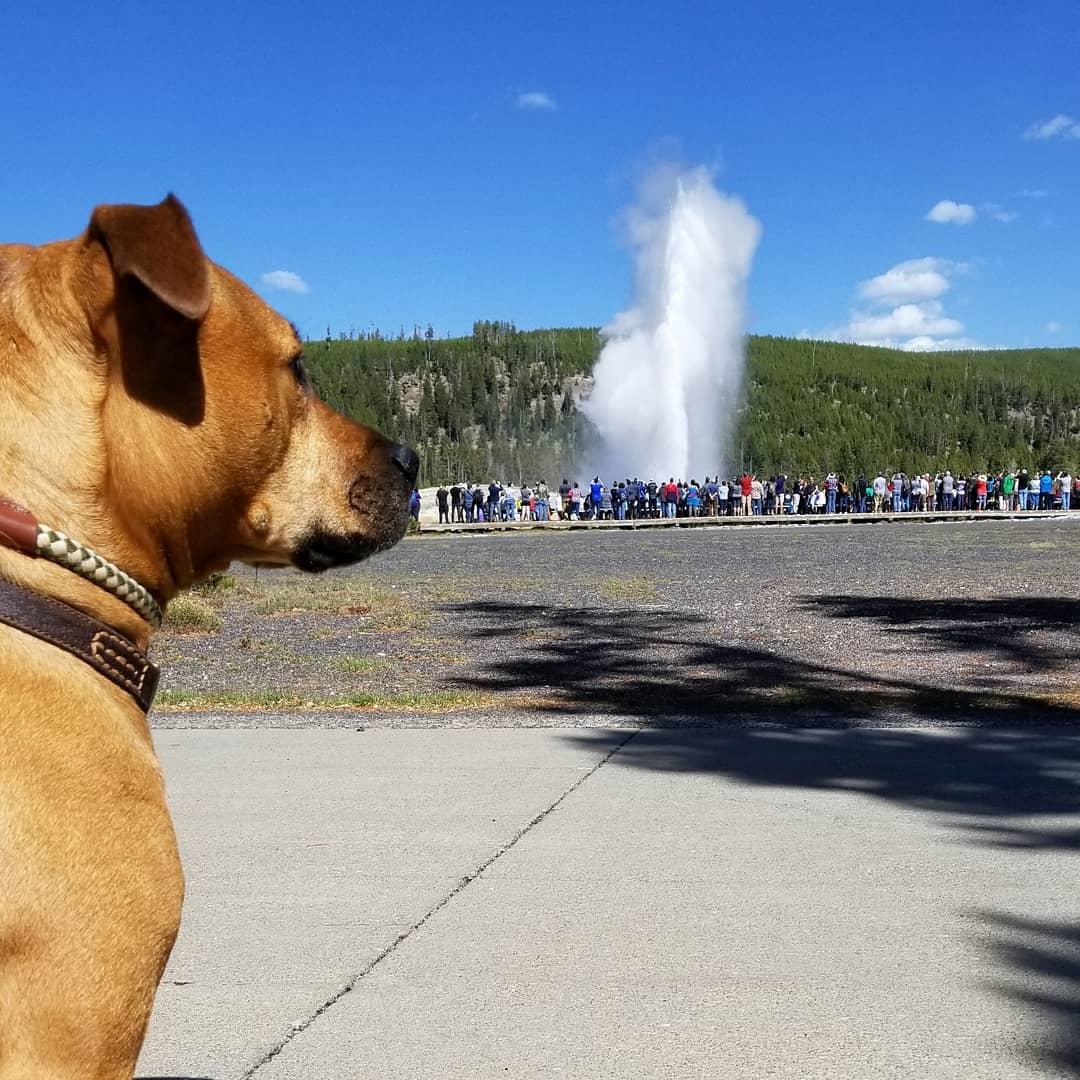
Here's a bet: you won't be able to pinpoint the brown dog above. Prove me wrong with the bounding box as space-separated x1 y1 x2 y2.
0 196 417 1078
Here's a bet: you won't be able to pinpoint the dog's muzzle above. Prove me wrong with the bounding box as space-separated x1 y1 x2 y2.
389 443 420 485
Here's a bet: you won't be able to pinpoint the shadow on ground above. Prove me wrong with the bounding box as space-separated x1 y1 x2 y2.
975 912 1080 1076
451 597 1080 1075
803 596 1080 670
450 599 1079 726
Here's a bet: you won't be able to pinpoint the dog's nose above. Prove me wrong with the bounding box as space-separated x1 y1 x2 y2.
389 443 420 485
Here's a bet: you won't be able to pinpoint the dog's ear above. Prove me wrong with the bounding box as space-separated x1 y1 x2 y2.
89 194 211 321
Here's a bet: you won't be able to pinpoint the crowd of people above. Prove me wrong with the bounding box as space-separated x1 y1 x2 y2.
412 467 1077 523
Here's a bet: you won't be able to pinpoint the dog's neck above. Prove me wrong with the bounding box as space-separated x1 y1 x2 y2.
0 547 154 651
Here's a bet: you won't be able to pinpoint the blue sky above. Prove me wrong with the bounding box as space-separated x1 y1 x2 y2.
3 0 1077 349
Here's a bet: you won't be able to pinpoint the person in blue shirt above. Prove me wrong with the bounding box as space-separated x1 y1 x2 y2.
1040 470 1053 510
589 478 603 519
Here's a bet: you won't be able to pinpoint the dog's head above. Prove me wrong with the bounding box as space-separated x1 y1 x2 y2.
76 194 416 593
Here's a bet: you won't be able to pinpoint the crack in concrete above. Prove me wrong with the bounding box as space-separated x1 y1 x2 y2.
240 727 640 1078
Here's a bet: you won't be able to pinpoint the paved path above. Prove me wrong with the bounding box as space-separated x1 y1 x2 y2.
138 725 1080 1080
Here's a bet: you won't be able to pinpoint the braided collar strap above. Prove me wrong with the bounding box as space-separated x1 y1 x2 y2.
0 498 162 627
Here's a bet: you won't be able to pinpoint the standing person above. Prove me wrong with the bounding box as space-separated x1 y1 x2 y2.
612 482 625 520
646 479 659 518
717 477 729 516
825 472 838 515
750 476 764 515
409 488 421 522
976 474 988 511
462 483 474 522
535 479 550 522
740 472 753 516
855 474 868 513
663 478 679 518
590 477 603 520
1028 472 1040 511
570 481 583 520
941 470 954 510
1058 470 1073 511
686 480 702 517
1017 467 1030 510
1040 469 1053 510
501 483 517 521
873 472 887 513
891 470 905 513
450 482 463 523
487 480 501 521
704 476 719 516
774 473 786 515
1002 470 1015 511
436 484 450 524
599 484 614 520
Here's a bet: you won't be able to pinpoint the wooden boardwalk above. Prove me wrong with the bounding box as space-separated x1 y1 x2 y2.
418 509 1075 534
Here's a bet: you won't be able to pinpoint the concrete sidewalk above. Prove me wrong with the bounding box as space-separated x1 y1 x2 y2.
138 726 1080 1080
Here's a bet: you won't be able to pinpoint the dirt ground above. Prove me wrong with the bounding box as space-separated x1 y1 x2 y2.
150 517 1080 729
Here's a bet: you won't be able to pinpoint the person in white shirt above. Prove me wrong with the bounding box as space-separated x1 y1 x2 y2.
1058 472 1073 511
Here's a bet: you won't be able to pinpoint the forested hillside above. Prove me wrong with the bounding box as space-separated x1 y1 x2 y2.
302 324 1080 481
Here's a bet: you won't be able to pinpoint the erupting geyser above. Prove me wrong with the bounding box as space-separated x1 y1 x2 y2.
581 166 761 481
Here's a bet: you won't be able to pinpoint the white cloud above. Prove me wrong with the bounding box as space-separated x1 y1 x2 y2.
846 301 964 343
1024 114 1080 140
857 257 958 305
260 270 310 295
516 91 557 111
925 200 976 225
826 257 979 351
1046 320 1064 334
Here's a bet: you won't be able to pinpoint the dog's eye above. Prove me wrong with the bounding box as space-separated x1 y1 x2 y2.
288 356 309 388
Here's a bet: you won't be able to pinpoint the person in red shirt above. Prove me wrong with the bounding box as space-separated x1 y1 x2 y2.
740 474 753 516
976 474 988 511
662 478 679 518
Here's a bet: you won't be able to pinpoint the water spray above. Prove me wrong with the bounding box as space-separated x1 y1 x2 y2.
581 166 761 481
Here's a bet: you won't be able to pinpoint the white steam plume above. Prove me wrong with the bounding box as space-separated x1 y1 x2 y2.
581 166 761 481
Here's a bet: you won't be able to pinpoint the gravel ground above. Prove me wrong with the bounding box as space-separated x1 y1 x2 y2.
151 517 1080 729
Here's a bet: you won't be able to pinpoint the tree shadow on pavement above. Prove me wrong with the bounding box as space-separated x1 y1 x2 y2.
450 598 1080 1075
973 912 1080 1077
448 599 1080 818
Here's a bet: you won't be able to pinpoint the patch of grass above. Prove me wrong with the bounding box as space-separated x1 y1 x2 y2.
597 578 659 602
192 571 237 596
248 579 427 631
155 689 493 713
331 656 391 674
162 594 223 634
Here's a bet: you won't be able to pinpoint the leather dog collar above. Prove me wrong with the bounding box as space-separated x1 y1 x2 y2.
0 497 162 626
0 578 159 711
